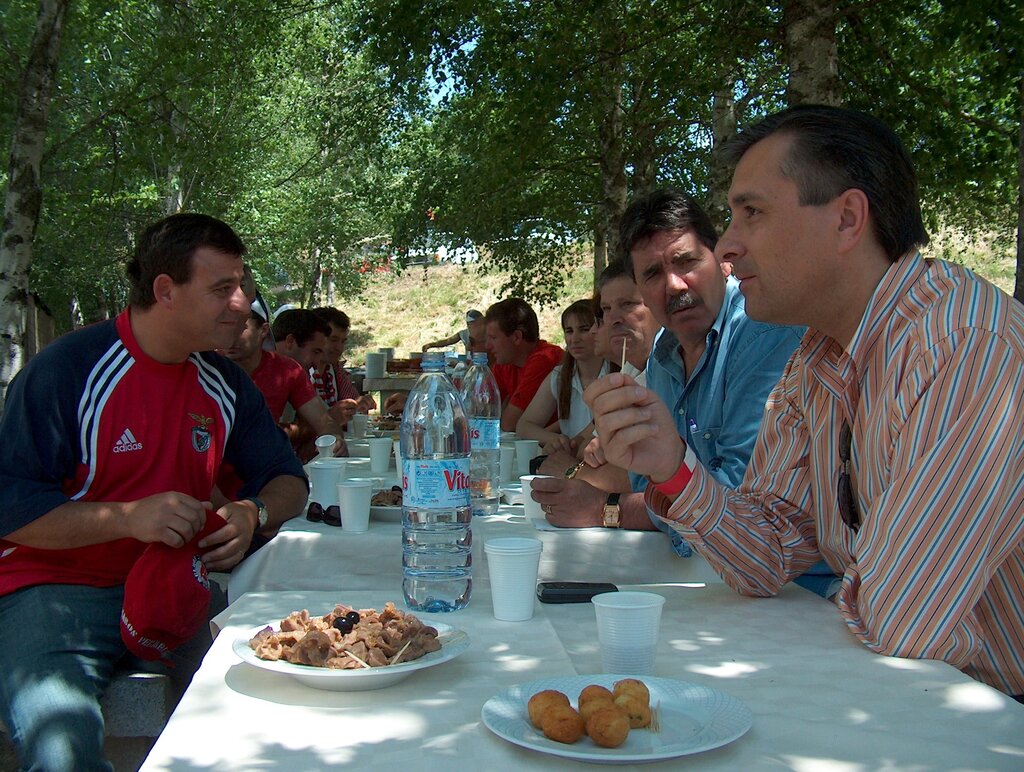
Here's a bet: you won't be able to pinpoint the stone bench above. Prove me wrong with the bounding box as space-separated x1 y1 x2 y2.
0 668 171 770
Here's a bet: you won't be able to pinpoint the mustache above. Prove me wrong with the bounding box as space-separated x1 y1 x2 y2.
666 293 698 314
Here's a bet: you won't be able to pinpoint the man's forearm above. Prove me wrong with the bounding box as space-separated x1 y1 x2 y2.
252 474 308 534
618 493 658 531
4 500 132 549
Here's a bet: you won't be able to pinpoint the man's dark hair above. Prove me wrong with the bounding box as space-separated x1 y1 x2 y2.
313 307 351 332
126 213 246 308
597 259 633 293
617 189 719 278
272 308 330 347
485 298 540 342
723 104 929 261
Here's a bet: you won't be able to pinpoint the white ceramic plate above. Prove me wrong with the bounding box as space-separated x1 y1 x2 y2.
233 621 469 691
481 674 752 764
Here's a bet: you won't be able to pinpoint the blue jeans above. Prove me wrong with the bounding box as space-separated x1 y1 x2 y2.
0 583 224 771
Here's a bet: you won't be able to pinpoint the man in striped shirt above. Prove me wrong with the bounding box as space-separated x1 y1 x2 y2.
586 105 1024 698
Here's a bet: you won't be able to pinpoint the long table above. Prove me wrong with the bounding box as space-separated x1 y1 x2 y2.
142 506 1024 770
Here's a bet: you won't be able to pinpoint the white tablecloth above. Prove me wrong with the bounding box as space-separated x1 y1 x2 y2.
142 507 1024 770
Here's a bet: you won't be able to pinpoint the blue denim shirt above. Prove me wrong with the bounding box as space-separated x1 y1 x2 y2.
631 278 804 557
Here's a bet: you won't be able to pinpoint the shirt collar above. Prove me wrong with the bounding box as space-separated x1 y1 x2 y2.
845 252 927 370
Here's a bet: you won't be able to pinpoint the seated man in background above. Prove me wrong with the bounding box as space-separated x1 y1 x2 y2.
484 298 564 431
222 299 346 463
312 307 376 426
269 308 346 461
422 309 484 355
0 213 308 769
587 105 1024 697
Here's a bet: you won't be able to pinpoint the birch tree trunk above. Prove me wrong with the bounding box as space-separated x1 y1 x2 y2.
597 63 628 273
0 0 70 409
783 0 841 106
708 80 737 231
1015 74 1023 304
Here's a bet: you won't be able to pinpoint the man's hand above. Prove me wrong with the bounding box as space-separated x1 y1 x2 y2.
529 477 605 527
584 372 683 483
383 392 408 415
329 400 359 426
541 434 574 455
357 394 377 413
581 435 607 468
125 492 209 547
538 450 577 477
199 500 257 571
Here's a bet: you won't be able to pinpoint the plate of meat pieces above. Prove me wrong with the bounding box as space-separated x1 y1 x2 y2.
233 602 470 691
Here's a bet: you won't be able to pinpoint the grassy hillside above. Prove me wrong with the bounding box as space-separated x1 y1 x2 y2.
336 237 1017 367
339 256 596 366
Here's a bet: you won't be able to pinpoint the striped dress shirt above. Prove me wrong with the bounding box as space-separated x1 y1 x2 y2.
650 252 1024 694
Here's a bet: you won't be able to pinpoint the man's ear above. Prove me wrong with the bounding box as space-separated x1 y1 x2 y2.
152 274 175 308
836 188 871 253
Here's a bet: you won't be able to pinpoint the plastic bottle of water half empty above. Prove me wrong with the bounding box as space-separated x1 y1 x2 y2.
399 351 472 612
460 351 501 516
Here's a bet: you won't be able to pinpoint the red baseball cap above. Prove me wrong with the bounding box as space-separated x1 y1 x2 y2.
120 511 227 662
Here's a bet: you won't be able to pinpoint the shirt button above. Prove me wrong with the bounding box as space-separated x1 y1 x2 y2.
703 432 712 440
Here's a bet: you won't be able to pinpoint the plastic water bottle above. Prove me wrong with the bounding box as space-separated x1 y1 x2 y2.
400 351 472 612
460 352 501 516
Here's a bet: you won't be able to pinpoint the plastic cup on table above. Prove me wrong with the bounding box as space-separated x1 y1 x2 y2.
314 434 336 460
367 437 393 474
349 413 369 439
519 475 552 521
336 479 373 533
591 591 666 675
484 537 543 621
499 445 515 483
364 352 386 379
515 439 540 477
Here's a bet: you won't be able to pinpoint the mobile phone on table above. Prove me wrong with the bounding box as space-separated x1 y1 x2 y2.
536 581 618 604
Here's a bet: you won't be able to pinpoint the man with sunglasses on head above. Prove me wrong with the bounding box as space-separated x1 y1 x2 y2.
587 105 1024 700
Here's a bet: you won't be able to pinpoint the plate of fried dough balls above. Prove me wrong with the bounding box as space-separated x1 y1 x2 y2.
481 674 753 763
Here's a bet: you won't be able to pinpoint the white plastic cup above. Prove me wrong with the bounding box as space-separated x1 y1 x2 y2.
499 445 515 483
484 537 543 621
515 439 541 477
364 352 386 379
519 475 551 521
379 347 396 362
591 591 666 675
350 413 369 439
308 458 347 507
314 434 336 460
336 479 373 532
367 437 393 474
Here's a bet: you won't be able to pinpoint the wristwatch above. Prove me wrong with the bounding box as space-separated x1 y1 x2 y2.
565 460 586 480
244 497 269 530
602 493 621 528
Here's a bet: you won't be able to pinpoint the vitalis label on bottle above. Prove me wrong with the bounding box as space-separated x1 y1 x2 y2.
402 458 471 508
468 417 500 450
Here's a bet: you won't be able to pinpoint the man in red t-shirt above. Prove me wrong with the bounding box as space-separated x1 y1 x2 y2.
311 307 376 426
484 298 564 431
226 307 345 462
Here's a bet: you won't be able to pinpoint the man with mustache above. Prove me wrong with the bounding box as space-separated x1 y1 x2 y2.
534 191 805 567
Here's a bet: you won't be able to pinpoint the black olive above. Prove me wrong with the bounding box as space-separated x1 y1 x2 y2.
333 617 353 634
345 611 360 625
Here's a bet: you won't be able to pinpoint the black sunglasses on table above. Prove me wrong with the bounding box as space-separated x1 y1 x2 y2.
838 420 860 533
